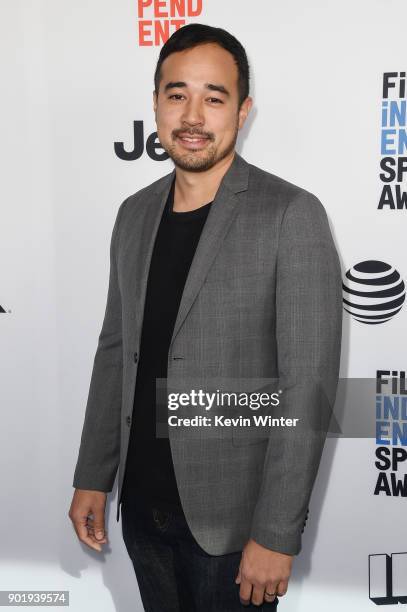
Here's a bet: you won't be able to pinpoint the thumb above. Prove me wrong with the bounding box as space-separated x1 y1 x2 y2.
94 519 105 540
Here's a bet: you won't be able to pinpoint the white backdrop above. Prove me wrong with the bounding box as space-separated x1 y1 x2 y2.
1 1 406 610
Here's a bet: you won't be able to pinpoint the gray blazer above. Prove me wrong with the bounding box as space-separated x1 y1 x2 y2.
72 152 342 556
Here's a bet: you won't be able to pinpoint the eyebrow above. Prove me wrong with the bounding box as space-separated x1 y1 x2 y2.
163 81 230 96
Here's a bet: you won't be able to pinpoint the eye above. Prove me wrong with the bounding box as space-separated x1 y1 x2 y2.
168 94 185 100
207 97 223 104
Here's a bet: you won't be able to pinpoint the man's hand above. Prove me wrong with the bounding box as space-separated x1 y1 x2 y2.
235 538 293 606
68 489 108 552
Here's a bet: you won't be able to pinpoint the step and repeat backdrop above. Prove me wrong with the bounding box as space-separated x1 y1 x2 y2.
1 1 406 610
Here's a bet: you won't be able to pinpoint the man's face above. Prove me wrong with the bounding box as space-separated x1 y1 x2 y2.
153 42 252 172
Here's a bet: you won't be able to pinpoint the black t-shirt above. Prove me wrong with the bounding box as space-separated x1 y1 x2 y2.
121 179 213 512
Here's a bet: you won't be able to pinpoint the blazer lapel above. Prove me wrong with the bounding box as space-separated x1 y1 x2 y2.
170 152 249 347
129 151 250 347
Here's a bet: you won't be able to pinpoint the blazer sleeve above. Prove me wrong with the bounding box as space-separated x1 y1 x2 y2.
249 190 343 555
72 198 128 492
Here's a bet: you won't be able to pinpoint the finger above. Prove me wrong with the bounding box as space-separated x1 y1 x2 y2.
71 515 104 552
86 517 108 537
251 584 266 607
264 582 277 603
86 518 108 545
239 577 253 606
275 579 289 596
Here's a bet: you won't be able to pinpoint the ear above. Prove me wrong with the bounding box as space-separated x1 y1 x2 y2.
238 96 253 130
153 90 158 114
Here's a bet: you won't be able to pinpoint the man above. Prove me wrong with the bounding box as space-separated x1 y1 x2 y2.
69 23 342 611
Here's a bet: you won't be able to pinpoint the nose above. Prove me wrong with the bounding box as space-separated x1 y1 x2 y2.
180 97 204 127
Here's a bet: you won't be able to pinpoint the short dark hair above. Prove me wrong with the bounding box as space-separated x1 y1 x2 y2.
154 23 250 107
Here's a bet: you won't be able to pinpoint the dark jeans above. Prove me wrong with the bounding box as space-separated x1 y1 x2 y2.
121 499 280 612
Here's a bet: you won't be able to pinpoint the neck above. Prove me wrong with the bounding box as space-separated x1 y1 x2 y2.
173 151 235 212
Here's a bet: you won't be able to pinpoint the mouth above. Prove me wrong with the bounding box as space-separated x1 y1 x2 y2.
175 134 211 150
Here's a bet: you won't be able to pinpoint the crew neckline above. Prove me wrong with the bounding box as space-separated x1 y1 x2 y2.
166 179 213 219
170 200 213 215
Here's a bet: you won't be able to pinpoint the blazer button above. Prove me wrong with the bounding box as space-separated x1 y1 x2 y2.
302 508 310 533
133 351 138 363
126 415 131 426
